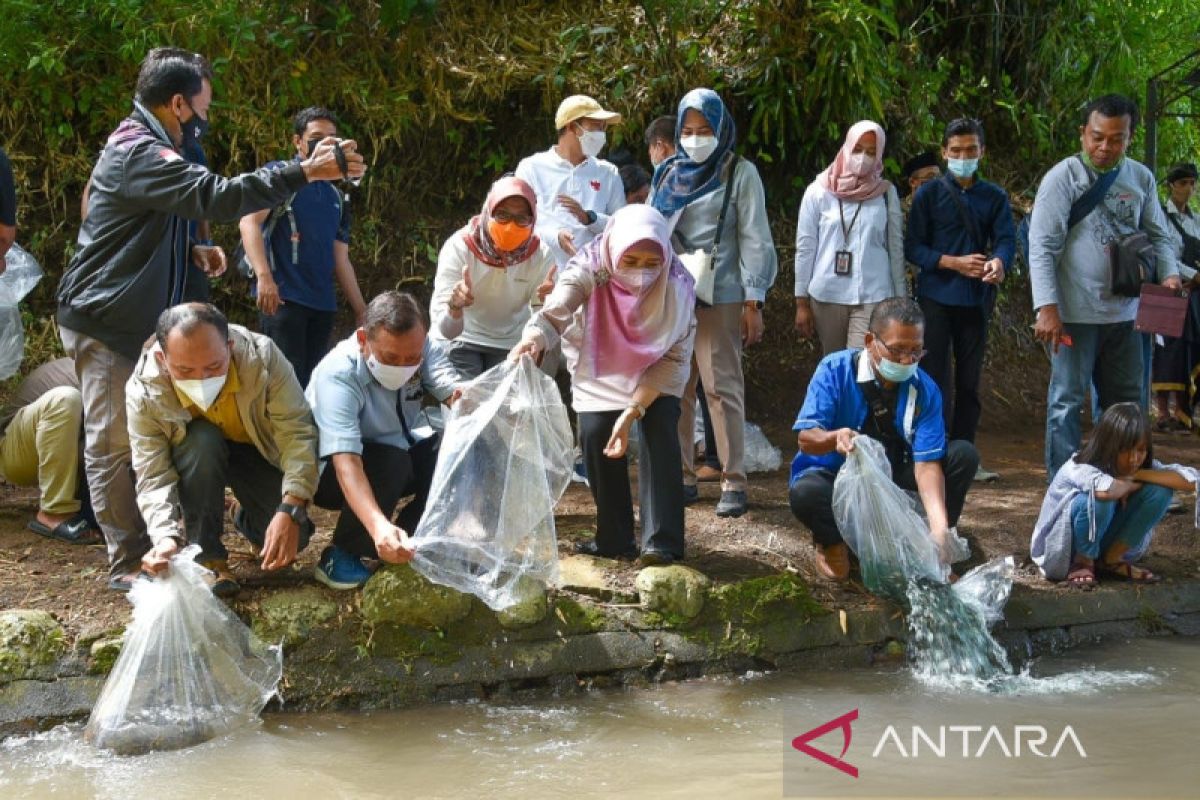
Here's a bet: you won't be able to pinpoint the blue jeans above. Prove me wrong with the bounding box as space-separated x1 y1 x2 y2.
1069 483 1172 561
1046 321 1143 477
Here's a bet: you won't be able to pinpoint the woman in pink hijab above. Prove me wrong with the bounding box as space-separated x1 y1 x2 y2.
512 205 696 565
793 120 905 354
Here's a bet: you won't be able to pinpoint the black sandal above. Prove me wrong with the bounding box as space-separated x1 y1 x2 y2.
28 517 101 545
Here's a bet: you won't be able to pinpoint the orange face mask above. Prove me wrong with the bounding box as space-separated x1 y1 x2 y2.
488 219 532 252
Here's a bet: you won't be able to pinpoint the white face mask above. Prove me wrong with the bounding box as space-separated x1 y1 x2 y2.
367 352 420 391
846 152 874 176
577 127 606 158
175 374 227 411
680 134 718 163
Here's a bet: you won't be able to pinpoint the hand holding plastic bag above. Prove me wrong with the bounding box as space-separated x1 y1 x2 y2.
85 545 282 755
832 436 947 593
411 356 573 610
0 244 42 380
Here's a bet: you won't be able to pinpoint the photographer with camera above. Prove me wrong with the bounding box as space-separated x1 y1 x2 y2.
56 49 363 591
239 107 368 388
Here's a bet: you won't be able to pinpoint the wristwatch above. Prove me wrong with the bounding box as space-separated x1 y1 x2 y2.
744 300 764 310
627 401 647 420
277 502 309 526
585 210 598 226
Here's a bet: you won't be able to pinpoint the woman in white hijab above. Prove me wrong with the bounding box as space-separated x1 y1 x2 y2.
512 205 696 565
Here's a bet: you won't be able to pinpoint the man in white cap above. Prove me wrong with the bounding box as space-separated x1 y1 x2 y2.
516 95 627 267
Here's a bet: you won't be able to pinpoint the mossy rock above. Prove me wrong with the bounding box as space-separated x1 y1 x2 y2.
0 610 66 682
252 587 339 648
635 565 711 621
703 573 824 626
362 565 473 630
88 633 126 675
496 578 549 629
550 597 609 636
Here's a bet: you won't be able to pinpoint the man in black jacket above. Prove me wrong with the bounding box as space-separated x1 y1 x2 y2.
57 48 364 589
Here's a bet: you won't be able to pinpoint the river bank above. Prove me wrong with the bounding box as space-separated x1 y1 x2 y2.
2 427 1199 738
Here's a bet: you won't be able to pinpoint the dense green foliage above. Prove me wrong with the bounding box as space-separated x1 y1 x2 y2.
0 0 1197 380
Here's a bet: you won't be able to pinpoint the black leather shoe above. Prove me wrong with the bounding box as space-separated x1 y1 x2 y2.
575 540 638 561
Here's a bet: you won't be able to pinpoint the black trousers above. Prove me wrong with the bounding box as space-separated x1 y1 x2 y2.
313 438 439 559
918 296 990 443
788 439 979 547
696 376 721 470
259 302 336 389
172 419 314 562
578 396 685 558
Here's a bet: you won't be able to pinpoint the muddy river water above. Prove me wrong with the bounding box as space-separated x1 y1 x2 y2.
1 637 1196 799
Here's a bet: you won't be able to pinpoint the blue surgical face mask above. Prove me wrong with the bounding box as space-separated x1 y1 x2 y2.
872 346 919 383
947 157 979 179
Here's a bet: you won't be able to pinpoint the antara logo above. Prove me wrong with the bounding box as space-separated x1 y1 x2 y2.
792 711 1087 778
792 709 859 778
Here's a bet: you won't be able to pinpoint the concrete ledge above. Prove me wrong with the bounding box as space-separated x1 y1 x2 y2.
3 575 1198 738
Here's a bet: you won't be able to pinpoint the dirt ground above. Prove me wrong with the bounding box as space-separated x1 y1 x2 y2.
2 422 1199 642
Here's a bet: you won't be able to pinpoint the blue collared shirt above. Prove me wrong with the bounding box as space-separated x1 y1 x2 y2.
905 175 1016 307
306 332 460 460
790 349 946 483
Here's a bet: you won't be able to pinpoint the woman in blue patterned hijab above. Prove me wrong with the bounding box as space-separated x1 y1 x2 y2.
650 88 736 217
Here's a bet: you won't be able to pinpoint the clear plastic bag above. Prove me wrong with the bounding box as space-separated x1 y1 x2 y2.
832 436 947 593
744 422 782 472
84 546 282 755
411 356 574 611
691 406 782 473
832 437 1015 682
0 244 42 381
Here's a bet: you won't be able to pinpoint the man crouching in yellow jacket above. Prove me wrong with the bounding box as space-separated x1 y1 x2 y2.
126 302 318 596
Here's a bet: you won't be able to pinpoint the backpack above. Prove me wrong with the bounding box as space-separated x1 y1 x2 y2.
232 182 344 280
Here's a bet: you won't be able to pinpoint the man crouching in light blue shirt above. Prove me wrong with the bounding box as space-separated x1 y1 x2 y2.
1029 94 1181 478
306 291 462 589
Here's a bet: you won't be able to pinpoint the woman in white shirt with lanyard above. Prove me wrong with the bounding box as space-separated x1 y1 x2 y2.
794 120 904 355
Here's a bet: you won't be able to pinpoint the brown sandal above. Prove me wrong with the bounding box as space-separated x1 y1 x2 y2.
1098 561 1161 584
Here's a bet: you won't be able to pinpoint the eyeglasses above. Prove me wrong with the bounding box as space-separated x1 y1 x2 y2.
874 339 926 363
492 209 534 227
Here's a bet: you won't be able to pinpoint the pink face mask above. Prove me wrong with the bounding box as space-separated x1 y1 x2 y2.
611 266 660 295
846 152 875 176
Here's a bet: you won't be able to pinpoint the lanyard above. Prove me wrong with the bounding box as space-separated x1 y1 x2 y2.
837 199 864 248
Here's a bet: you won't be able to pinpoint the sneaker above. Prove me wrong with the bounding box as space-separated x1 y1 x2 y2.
571 459 589 486
682 484 700 506
715 490 747 518
198 559 241 597
973 465 1000 483
315 545 373 591
695 464 722 483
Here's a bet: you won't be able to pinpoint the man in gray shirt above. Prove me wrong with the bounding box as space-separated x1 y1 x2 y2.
1030 94 1181 476
307 291 461 590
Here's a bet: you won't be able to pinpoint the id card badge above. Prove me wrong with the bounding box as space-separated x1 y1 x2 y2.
834 250 853 276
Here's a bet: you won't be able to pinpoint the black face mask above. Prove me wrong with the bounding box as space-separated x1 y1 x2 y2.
181 100 208 150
